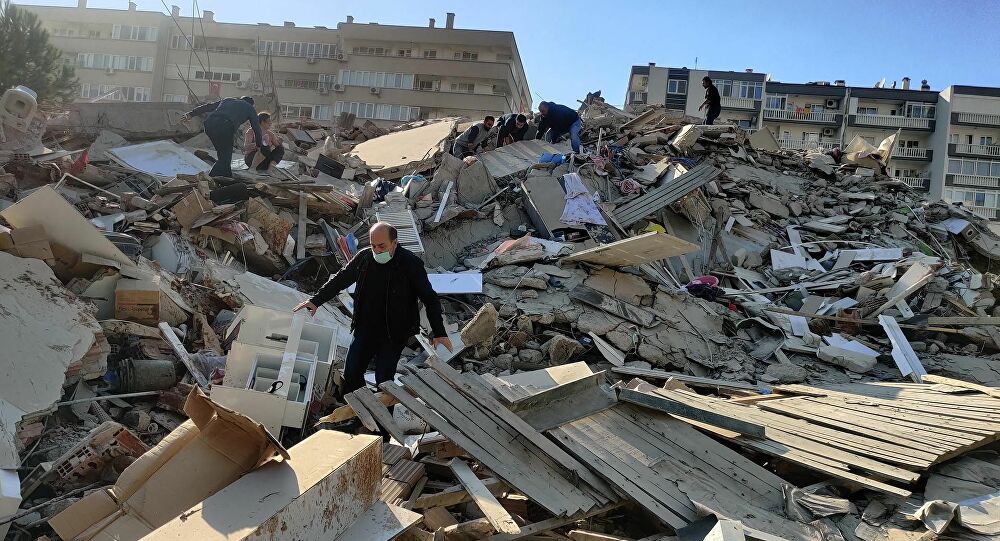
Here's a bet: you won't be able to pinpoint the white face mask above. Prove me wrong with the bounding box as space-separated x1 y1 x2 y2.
373 249 393 264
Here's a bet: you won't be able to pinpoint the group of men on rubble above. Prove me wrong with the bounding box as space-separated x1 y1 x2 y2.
450 100 582 158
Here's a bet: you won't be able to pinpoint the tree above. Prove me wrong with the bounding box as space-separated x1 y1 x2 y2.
0 0 77 103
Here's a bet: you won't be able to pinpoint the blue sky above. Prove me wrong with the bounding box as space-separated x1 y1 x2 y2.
25 0 1000 109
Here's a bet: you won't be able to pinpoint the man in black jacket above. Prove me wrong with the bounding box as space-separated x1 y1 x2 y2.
182 96 264 178
495 113 528 148
699 77 722 125
293 222 452 396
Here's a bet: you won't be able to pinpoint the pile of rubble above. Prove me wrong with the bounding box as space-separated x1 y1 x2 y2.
3 82 1000 541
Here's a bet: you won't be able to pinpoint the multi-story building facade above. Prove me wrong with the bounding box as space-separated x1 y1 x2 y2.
626 63 1000 222
19 1 531 126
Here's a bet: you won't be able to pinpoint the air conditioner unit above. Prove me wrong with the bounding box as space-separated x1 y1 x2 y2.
306 57 317 64
252 82 263 91
822 127 835 136
335 52 347 62
319 87 329 95
333 83 345 92
236 80 248 89
826 99 839 108
369 87 380 95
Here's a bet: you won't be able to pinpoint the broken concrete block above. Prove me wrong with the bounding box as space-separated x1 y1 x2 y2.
484 265 548 290
459 303 498 347
748 191 790 218
764 362 809 383
545 334 584 365
806 152 836 176
816 345 877 373
576 310 626 335
518 349 545 365
584 269 653 304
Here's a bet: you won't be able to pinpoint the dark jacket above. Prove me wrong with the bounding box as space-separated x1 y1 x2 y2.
187 98 263 148
496 113 528 145
309 246 447 342
535 102 580 138
706 84 721 110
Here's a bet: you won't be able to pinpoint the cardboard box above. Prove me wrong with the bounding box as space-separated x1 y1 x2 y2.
171 189 213 229
0 225 54 260
115 276 162 326
144 430 381 541
49 387 288 541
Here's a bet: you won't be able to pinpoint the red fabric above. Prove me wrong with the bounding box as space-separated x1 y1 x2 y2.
70 149 89 175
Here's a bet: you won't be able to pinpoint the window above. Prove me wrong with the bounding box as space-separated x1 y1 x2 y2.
334 101 419 121
667 79 687 94
313 105 333 121
906 103 935 118
112 25 158 41
79 83 101 99
162 93 188 103
948 158 1000 177
76 53 153 72
281 104 313 119
767 95 787 110
418 80 435 91
981 136 994 146
318 73 336 90
803 132 820 143
423 50 437 59
950 134 959 144
451 82 475 93
352 46 386 56
857 106 877 115
454 51 478 61
639 76 649 88
191 69 245 82
736 81 763 99
338 70 413 89
170 35 192 49
630 91 647 103
396 49 411 57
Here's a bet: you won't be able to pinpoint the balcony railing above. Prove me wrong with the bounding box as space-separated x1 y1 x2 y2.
763 108 839 123
777 138 840 150
892 147 932 159
894 176 930 189
947 174 1000 189
951 143 1000 158
852 113 932 129
953 112 1000 127
967 205 1000 219
720 96 756 109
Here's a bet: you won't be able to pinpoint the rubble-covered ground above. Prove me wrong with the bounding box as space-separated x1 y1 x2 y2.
3 90 1000 541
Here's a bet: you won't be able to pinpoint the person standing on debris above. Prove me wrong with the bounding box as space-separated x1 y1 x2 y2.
535 101 581 153
181 96 264 178
699 76 722 125
495 113 529 148
293 222 453 396
451 115 495 158
243 112 284 171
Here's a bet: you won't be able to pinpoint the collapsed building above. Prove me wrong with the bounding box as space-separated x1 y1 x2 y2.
2 84 1000 541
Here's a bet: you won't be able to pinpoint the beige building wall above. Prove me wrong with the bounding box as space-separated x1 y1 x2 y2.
19 3 531 126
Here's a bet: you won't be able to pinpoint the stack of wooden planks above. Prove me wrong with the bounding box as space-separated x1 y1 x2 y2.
548 404 821 541
380 358 618 520
619 379 1000 497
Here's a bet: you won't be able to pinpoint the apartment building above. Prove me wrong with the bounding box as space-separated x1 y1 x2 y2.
19 1 531 126
625 64 1000 222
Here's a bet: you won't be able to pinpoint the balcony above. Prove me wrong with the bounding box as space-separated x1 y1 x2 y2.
894 176 930 190
777 138 840 150
720 96 759 110
848 113 934 131
946 174 1000 189
763 108 841 124
629 91 648 105
949 143 1000 159
891 147 933 161
967 205 1000 220
952 111 1000 128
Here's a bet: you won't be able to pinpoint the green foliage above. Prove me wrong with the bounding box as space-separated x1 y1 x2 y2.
0 0 78 103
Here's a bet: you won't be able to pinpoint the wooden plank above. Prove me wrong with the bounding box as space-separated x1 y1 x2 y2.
569 285 658 328
423 507 459 530
589 332 625 367
426 359 615 503
195 312 223 355
440 518 494 539
509 371 606 412
316 392 399 425
619 388 766 438
568 530 636 541
482 503 624 541
870 262 934 317
922 374 1000 399
158 321 209 388
296 191 307 260
879 315 927 382
344 391 380 432
354 386 409 444
450 459 521 535
411 478 507 510
612 366 769 393
562 232 699 267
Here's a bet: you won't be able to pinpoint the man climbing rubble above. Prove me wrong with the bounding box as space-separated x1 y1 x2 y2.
494 113 529 148
535 101 582 153
451 115 495 158
699 76 722 125
181 96 264 178
293 222 453 397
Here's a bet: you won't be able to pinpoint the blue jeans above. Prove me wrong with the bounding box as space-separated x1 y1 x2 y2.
544 118 582 153
341 331 407 396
